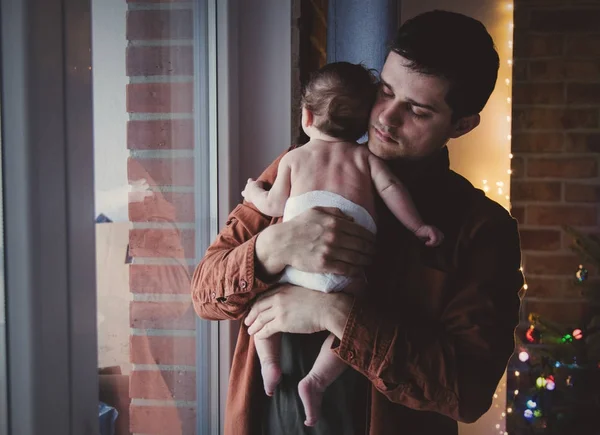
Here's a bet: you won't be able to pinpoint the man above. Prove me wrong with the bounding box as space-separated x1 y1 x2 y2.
192 10 524 435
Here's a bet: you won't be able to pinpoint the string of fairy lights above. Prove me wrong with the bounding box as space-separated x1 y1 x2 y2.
487 3 514 435
481 3 514 215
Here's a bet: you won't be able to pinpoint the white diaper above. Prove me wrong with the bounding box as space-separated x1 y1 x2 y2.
278 190 377 293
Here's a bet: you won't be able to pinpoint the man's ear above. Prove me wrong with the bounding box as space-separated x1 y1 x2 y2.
450 114 480 139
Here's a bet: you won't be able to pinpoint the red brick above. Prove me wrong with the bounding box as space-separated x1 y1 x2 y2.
130 405 196 434
565 183 600 202
565 133 600 153
514 32 564 58
519 229 561 251
511 181 561 201
128 119 194 150
527 205 597 226
127 83 193 113
513 108 598 130
523 300 587 325
511 206 525 223
511 157 525 179
567 34 600 57
512 133 563 153
126 10 193 40
129 264 192 294
527 157 597 178
128 157 194 186
568 83 600 105
512 83 564 105
130 335 196 366
130 301 196 329
530 10 600 33
512 59 529 82
129 228 195 259
530 59 600 82
130 370 195 401
524 254 582 275
522 277 567 298
129 191 195 222
127 45 194 76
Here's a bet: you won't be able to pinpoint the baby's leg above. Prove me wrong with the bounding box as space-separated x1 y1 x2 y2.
298 333 347 427
253 333 282 396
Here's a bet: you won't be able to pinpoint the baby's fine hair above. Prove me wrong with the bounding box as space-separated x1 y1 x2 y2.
301 62 378 142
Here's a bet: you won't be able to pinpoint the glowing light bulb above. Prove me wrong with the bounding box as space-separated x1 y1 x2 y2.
509 22 514 30
515 370 520 376
496 424 501 429
518 351 529 362
546 379 556 390
507 115 511 122
507 169 512 175
523 284 528 290
507 3 514 10
514 389 519 395
524 409 533 419
505 78 511 85
507 407 513 414
507 134 512 140
508 41 513 48
526 400 537 409
509 153 513 159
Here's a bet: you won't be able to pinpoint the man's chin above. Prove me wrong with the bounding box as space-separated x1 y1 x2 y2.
367 136 402 160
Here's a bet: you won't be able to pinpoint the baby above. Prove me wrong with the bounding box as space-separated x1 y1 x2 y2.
242 62 444 426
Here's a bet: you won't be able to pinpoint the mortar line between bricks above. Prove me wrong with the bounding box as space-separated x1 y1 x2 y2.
131 328 196 337
131 257 197 266
131 222 195 230
128 2 193 11
129 75 194 84
128 40 194 47
131 398 197 407
132 364 196 371
129 149 194 158
129 113 194 121
132 293 192 302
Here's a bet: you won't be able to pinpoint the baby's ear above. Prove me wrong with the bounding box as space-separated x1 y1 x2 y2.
302 106 314 127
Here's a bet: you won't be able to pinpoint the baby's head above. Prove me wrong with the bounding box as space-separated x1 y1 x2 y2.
301 62 378 142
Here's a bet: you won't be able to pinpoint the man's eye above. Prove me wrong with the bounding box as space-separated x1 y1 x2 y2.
380 87 393 97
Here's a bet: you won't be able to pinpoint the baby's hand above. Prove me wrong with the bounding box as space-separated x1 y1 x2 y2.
241 178 265 201
415 225 444 247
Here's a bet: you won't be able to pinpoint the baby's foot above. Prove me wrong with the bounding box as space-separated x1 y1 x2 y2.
261 361 282 397
298 372 327 427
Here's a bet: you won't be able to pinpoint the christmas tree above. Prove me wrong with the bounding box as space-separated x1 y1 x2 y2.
506 226 600 435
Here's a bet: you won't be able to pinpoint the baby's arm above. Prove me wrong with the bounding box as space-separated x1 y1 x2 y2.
369 154 443 246
242 154 292 217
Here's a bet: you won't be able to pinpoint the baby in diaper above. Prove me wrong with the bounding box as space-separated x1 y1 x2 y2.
241 61 444 426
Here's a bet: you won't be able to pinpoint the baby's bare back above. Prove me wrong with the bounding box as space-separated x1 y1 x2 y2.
286 140 376 217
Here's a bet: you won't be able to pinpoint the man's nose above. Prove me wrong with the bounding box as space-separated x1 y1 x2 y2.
378 102 403 129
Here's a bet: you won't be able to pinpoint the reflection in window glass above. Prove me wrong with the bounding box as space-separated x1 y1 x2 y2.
93 1 212 433
0 104 7 435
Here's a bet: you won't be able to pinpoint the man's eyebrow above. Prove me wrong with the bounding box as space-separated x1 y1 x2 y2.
380 78 439 113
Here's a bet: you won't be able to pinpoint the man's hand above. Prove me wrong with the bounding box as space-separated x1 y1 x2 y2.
244 284 353 340
255 206 376 277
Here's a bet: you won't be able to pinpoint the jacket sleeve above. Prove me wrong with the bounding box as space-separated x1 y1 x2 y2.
332 215 524 423
191 151 288 321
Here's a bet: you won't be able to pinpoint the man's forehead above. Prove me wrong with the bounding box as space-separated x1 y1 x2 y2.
381 53 449 106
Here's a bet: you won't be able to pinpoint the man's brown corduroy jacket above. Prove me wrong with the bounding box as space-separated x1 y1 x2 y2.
192 146 524 435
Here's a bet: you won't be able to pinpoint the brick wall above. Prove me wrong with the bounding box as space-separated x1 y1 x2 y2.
512 0 600 327
125 1 197 433
291 0 328 144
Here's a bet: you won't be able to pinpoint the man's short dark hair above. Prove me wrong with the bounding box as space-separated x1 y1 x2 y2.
391 10 500 121
302 62 377 142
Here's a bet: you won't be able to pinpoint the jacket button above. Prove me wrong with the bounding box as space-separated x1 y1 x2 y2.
347 350 354 360
240 279 248 289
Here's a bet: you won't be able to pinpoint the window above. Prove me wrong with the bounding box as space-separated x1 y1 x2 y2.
93 0 219 433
